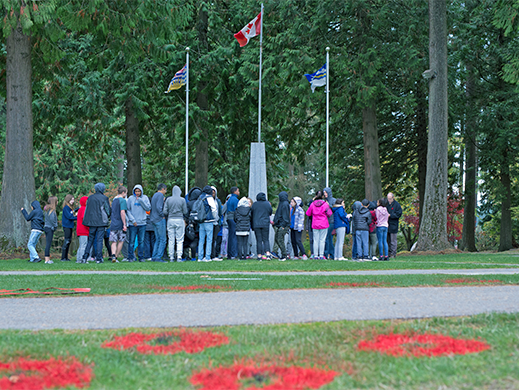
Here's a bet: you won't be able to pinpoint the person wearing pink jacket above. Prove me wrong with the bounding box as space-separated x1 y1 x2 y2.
306 191 332 259
375 197 390 261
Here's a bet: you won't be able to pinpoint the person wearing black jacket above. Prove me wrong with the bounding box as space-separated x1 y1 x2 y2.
353 199 372 260
251 192 273 259
81 183 111 264
182 187 202 260
21 200 44 263
273 191 290 261
234 197 252 259
386 192 403 258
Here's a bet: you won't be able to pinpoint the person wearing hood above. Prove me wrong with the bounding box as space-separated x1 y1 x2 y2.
323 187 336 259
333 199 350 261
150 183 168 263
109 186 128 263
273 191 291 261
183 186 202 261
197 185 219 262
60 194 77 262
164 185 188 262
353 199 372 260
226 187 240 259
210 186 223 261
350 201 362 260
234 197 252 259
43 196 58 264
76 196 90 263
290 197 307 259
368 201 378 260
306 191 332 259
386 192 403 258
251 192 273 260
21 200 44 263
220 193 232 258
81 183 111 264
125 184 151 262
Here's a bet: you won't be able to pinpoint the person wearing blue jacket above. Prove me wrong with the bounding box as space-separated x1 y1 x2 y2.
21 200 44 263
225 187 240 259
333 199 350 260
61 194 77 261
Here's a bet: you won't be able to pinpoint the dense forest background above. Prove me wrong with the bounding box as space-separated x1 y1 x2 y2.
0 0 518 251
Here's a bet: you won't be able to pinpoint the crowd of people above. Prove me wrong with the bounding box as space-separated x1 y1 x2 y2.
20 183 403 264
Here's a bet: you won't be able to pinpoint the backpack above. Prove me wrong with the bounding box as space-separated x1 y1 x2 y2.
190 194 211 223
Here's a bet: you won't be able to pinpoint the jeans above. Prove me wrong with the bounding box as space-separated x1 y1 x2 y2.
237 234 249 258
388 232 398 257
221 227 228 257
28 230 43 261
128 225 146 261
356 230 369 258
313 228 327 258
274 226 289 258
369 232 378 258
152 219 167 261
227 219 237 258
83 226 105 261
290 229 306 257
167 218 185 260
143 230 155 259
76 236 88 262
44 228 54 257
61 227 73 260
352 233 358 259
198 222 214 260
254 227 270 255
377 226 388 257
334 226 346 259
324 224 335 258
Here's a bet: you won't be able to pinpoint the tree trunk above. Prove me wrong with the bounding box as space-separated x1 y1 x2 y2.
416 83 428 223
415 0 450 251
0 24 35 248
125 98 142 191
195 4 209 188
498 154 513 252
362 105 382 201
459 69 478 252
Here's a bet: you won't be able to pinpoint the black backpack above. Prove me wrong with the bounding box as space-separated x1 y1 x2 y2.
190 194 211 223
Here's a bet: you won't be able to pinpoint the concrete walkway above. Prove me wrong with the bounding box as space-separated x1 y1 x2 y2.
1 285 518 330
1 268 519 276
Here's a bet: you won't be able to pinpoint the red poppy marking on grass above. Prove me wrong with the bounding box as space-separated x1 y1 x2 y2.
326 282 383 287
357 332 490 357
0 288 91 296
444 279 503 284
149 285 231 291
101 330 229 355
0 356 93 390
190 363 339 390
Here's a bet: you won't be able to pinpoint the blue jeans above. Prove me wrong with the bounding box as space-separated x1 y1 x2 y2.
143 230 155 259
198 222 214 260
355 230 369 258
377 226 388 257
352 233 358 259
28 230 43 261
227 219 237 258
324 224 335 258
152 220 167 261
128 225 146 261
83 226 106 261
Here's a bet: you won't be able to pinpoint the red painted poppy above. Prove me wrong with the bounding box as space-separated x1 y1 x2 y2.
0 356 93 390
357 332 490 357
190 363 339 390
102 330 229 355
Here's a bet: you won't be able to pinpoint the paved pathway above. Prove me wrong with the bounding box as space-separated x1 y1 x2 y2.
1 285 518 330
2 268 519 276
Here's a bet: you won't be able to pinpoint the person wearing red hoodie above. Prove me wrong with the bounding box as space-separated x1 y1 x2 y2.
76 196 89 263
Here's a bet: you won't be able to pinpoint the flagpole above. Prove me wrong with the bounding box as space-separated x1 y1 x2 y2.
258 3 264 143
185 47 190 195
326 47 330 188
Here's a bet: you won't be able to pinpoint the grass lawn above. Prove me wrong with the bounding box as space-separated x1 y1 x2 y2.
0 313 517 389
1 272 519 297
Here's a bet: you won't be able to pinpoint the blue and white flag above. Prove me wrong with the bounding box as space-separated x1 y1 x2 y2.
305 64 326 93
165 65 187 93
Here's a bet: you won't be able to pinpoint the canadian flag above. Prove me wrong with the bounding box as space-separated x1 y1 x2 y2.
234 12 262 47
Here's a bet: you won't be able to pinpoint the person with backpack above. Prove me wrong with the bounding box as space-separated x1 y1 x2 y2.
194 186 219 262
80 183 111 264
183 187 202 261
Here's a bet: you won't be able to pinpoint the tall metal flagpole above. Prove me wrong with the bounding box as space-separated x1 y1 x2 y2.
185 47 190 195
258 3 264 143
326 47 330 188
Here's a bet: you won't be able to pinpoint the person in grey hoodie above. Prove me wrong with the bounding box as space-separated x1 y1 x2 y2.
126 184 151 262
353 198 372 260
164 185 188 262
150 183 167 262
323 187 336 259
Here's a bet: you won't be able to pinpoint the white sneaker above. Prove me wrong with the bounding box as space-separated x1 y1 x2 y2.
338 257 346 261
372 256 378 261
212 257 223 262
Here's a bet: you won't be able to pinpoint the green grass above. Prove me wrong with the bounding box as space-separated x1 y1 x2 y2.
1 251 519 273
0 313 518 389
1 273 519 297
